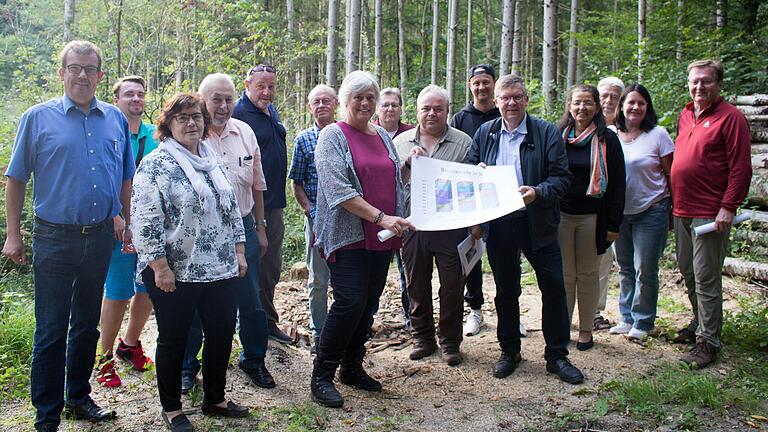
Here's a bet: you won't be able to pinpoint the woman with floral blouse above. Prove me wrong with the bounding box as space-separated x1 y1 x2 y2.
132 93 248 432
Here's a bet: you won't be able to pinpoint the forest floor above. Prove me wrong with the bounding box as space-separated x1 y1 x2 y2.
1 263 766 432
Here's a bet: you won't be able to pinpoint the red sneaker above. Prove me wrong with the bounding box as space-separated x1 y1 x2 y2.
115 338 154 372
95 355 122 388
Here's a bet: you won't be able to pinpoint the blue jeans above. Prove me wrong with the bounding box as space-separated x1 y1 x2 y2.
30 218 114 429
305 216 331 339
614 198 670 331
182 215 268 374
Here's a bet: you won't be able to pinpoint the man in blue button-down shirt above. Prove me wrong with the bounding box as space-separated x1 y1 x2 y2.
3 40 134 432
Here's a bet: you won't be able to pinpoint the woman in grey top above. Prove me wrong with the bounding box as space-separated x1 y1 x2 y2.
132 93 249 431
311 71 413 408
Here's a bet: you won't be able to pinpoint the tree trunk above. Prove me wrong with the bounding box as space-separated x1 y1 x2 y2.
511 0 523 75
637 0 645 81
499 0 513 75
484 0 494 63
347 0 361 74
359 0 369 68
723 258 768 282
542 0 557 114
446 0 458 110
64 0 76 42
742 0 759 35
374 0 382 81
418 0 429 80
465 0 472 103
286 0 294 33
565 0 578 89
326 0 340 87
716 0 726 30
676 0 684 62
116 0 123 76
398 0 408 101
431 0 440 84
611 0 618 72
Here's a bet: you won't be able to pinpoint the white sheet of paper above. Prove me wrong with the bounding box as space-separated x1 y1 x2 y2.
408 156 526 231
458 234 485 276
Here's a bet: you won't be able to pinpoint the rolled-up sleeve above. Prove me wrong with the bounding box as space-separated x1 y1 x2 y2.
5 110 35 183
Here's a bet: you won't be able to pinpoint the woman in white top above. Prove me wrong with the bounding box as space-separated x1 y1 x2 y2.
609 84 674 341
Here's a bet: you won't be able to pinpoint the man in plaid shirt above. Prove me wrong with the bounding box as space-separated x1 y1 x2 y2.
289 84 338 353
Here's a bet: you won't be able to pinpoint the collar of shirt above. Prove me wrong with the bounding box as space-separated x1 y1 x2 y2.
62 94 103 115
684 96 724 120
136 122 152 140
413 124 450 151
500 113 528 137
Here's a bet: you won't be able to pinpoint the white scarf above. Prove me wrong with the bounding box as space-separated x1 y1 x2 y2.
159 138 235 215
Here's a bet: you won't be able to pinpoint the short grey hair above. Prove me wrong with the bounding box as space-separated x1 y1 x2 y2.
338 71 380 120
59 40 103 70
380 87 403 106
417 84 450 109
494 74 527 97
198 73 236 98
597 76 625 94
308 84 337 102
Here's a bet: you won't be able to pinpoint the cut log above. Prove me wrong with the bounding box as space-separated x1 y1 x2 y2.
737 106 768 116
749 209 768 224
732 228 768 245
752 144 768 154
747 168 768 208
753 154 768 169
723 257 768 281
745 115 768 123
729 95 768 106
752 128 768 143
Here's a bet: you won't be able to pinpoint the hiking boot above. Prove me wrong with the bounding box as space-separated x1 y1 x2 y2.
339 351 382 392
95 354 121 388
310 358 343 408
463 309 484 336
442 346 463 366
409 339 437 360
672 327 697 344
680 340 719 369
115 338 154 372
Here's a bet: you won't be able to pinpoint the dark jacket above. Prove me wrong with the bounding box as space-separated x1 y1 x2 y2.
560 130 625 255
451 103 501 138
465 114 573 251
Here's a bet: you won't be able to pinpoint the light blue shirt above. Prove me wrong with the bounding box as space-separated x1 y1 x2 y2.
495 114 527 187
5 95 135 225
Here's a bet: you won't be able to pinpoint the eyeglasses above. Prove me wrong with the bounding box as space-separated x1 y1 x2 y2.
310 98 335 107
65 64 100 76
249 64 276 75
570 100 596 107
381 103 401 109
173 113 204 123
688 78 716 86
496 94 526 104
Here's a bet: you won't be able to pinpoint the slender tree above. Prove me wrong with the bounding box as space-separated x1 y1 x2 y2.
511 0 523 75
638 0 645 81
446 0 457 111
566 0 578 88
716 0 726 30
374 0 382 81
326 0 340 86
398 0 408 99
542 0 557 113
346 0 361 74
484 0 494 63
64 0 75 42
431 0 440 84
499 0 513 75
465 0 472 103
676 0 684 62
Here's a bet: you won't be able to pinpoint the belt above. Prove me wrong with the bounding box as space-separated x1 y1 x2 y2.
35 216 111 235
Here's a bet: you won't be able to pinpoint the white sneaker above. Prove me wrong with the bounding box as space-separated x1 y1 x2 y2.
463 309 484 336
609 321 633 334
626 327 649 341
519 322 527 338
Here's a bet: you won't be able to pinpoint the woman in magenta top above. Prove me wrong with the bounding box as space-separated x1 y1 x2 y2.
311 71 414 408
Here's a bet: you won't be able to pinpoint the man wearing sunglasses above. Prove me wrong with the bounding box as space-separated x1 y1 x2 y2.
233 64 293 344
4 40 131 431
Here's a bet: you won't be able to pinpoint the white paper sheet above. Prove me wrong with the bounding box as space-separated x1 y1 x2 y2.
457 235 485 276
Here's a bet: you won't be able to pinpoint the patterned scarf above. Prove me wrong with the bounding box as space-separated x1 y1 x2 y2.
563 122 608 198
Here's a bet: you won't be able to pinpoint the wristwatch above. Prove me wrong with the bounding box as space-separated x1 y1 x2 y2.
255 219 268 228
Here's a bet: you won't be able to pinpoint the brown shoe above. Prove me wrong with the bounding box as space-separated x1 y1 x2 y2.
442 347 462 366
680 341 719 369
671 327 697 344
409 339 437 360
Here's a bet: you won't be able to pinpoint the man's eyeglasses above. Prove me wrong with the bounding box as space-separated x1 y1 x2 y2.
249 64 276 75
496 94 526 104
310 98 335 107
65 64 100 76
173 113 205 123
381 103 401 109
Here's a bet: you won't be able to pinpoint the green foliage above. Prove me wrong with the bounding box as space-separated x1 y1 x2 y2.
722 295 768 353
259 403 327 431
0 273 34 401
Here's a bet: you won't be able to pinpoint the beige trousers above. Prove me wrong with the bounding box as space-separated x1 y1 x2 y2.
559 212 600 332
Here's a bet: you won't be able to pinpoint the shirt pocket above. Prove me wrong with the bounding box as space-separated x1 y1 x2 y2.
235 156 255 189
103 137 123 173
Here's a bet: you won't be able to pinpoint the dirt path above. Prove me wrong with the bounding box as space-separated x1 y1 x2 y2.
0 267 758 431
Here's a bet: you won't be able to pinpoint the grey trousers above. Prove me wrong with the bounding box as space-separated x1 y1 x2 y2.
674 216 730 348
260 208 285 325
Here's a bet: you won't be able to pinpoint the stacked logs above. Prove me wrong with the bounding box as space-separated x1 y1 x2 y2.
722 95 768 281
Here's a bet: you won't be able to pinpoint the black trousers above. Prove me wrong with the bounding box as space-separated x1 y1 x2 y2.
486 214 570 362
464 259 485 310
143 268 237 412
318 249 392 363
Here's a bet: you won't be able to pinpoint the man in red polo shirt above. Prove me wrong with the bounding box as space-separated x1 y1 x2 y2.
671 59 751 369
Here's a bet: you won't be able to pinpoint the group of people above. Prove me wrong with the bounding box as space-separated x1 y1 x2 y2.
2 38 752 432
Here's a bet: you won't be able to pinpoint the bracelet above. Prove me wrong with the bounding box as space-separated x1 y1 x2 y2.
373 211 384 224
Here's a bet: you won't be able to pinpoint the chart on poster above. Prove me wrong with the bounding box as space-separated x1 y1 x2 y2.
408 156 526 231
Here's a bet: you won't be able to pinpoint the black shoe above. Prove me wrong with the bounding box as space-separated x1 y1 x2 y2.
181 372 197 395
201 400 249 418
576 336 594 351
240 363 276 389
311 359 344 408
35 424 58 432
546 357 585 384
493 351 522 378
268 324 293 344
442 347 463 366
63 398 117 422
339 364 382 392
161 411 194 432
